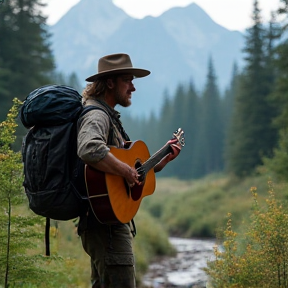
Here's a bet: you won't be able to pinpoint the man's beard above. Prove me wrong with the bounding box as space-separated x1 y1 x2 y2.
115 89 132 107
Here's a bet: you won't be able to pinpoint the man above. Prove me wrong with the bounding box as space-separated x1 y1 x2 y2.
77 53 181 288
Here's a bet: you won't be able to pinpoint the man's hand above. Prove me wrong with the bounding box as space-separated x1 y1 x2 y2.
165 138 182 162
124 166 141 188
154 139 182 172
87 152 141 188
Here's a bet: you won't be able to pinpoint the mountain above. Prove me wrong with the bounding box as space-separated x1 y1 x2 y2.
50 0 128 75
50 0 245 117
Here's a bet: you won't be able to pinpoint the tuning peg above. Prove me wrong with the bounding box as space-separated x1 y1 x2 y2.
173 128 185 147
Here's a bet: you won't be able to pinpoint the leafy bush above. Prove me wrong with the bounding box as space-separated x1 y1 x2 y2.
205 181 288 288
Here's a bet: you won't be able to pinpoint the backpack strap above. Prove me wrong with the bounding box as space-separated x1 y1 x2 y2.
81 103 130 142
45 217 50 256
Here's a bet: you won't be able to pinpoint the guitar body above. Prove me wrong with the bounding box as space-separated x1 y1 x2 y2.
85 140 156 224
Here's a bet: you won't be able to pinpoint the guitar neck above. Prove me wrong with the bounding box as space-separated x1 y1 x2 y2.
140 144 172 174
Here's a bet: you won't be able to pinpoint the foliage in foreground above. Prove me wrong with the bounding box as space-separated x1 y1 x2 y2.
0 100 85 288
0 98 40 287
205 181 288 288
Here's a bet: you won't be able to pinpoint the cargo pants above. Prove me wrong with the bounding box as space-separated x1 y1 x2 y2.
80 222 136 288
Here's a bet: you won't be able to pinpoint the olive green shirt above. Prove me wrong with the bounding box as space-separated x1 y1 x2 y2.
77 99 125 164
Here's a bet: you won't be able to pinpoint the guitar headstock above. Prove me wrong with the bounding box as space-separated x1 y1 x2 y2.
173 128 185 147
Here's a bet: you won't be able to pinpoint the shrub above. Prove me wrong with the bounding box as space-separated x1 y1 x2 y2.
205 181 288 288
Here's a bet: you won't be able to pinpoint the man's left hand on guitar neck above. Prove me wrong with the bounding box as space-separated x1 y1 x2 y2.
154 139 182 173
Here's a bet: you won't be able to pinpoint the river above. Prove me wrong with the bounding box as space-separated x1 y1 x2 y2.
142 237 216 288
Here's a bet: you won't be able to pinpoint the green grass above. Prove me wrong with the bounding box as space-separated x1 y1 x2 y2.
141 173 288 238
6 173 288 287
16 210 175 287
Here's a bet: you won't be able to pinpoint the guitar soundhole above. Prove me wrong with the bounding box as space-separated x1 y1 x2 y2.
124 180 143 201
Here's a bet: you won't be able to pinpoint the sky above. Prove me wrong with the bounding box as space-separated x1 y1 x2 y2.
43 0 281 31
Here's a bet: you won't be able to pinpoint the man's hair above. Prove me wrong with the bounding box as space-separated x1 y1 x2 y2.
82 75 117 103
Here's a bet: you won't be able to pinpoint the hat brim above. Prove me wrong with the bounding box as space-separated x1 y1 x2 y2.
85 68 150 82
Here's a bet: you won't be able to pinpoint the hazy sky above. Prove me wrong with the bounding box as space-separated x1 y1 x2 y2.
43 0 281 31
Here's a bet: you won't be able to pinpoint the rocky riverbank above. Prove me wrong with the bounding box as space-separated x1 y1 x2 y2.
142 237 215 288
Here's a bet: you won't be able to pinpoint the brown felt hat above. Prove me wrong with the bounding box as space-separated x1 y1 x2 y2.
85 53 150 82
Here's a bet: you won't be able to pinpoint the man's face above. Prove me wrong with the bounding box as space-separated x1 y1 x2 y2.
114 74 136 107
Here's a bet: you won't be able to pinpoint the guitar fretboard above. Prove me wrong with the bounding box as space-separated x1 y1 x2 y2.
138 144 172 176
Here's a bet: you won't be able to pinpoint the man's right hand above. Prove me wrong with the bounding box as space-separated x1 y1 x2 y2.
124 166 141 188
87 152 141 188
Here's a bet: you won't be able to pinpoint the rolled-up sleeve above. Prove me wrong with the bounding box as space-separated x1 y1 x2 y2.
77 109 110 164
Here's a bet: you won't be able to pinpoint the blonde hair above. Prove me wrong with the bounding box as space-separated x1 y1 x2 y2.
82 79 107 103
82 76 118 104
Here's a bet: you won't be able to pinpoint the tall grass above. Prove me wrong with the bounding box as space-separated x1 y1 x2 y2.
17 209 175 287
142 174 288 238
133 210 176 283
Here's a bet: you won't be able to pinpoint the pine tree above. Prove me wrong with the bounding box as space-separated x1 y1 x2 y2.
193 57 223 177
223 63 240 171
176 81 200 179
226 0 278 177
163 84 187 177
263 129 288 181
0 0 54 121
141 111 159 156
156 92 175 177
269 1 288 130
51 71 84 93
262 2 288 180
67 72 84 93
222 63 239 133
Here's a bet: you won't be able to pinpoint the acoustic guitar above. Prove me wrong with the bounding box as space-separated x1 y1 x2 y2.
84 128 185 224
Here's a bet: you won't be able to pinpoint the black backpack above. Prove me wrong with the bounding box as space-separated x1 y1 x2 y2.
20 84 100 222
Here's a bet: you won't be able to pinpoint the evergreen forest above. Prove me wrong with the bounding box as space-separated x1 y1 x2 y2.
2 0 288 287
121 0 286 181
1 0 288 181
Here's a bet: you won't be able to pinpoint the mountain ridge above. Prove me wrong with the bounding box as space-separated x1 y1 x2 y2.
50 0 245 116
